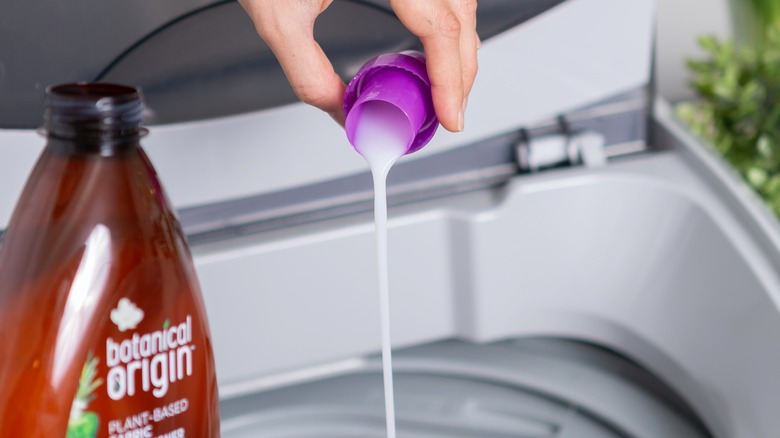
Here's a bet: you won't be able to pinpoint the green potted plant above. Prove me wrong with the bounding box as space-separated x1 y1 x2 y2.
676 0 780 217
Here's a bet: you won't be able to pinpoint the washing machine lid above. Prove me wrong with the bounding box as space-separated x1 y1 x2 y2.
0 0 655 233
135 0 654 211
0 0 566 129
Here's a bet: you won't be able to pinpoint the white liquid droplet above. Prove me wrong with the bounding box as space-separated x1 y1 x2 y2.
353 101 412 438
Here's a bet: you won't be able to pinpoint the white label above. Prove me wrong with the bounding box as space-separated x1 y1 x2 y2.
106 315 195 400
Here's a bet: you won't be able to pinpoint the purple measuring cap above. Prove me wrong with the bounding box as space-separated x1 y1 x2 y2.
344 50 438 155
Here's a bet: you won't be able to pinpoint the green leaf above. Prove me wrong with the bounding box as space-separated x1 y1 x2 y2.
758 135 774 158
766 175 780 196
714 83 735 101
682 27 780 221
748 166 769 187
698 35 720 52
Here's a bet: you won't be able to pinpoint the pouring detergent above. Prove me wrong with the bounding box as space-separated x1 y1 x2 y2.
343 50 438 438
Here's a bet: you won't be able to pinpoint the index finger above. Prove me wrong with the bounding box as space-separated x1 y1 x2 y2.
240 0 346 123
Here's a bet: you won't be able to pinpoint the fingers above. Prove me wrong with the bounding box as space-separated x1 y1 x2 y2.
420 10 465 132
272 36 347 124
391 0 479 132
238 0 346 124
459 3 479 98
240 0 479 130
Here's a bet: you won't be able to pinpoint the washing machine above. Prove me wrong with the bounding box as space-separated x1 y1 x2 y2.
2 0 780 436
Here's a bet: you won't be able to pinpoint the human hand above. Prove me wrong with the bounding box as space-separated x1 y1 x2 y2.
389 0 478 132
238 0 478 132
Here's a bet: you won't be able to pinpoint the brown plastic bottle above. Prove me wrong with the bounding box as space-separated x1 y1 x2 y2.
0 83 220 437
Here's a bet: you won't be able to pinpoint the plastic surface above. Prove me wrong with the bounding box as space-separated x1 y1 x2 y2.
0 84 220 436
193 106 780 437
220 339 708 437
344 51 438 154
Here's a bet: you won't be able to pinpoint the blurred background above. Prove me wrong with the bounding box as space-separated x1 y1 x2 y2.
656 0 731 101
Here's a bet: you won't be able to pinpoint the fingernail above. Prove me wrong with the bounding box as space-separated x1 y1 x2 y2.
458 98 467 131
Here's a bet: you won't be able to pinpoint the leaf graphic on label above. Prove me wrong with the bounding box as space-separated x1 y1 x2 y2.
66 412 98 438
110 298 144 332
163 319 170 330
68 354 102 438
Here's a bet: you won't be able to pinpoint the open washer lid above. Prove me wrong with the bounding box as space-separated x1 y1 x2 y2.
0 0 654 235
220 339 710 437
0 0 565 128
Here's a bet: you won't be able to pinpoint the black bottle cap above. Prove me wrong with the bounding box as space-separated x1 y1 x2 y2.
43 83 145 141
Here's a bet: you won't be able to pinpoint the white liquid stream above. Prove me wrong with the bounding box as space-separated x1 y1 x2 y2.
353 102 412 438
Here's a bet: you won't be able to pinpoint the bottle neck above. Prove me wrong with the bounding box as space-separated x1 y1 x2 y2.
44 132 145 157
42 83 147 157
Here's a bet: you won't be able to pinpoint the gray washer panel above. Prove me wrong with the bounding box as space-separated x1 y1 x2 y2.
220 339 710 437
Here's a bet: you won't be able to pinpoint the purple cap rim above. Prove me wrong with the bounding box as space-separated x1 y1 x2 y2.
343 51 438 154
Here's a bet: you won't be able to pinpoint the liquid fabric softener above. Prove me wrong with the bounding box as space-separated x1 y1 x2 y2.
0 83 220 437
344 50 439 438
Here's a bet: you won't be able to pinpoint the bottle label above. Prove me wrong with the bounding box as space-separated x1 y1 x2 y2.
66 297 204 438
